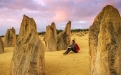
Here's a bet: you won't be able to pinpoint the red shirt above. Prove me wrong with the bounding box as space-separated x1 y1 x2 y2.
75 44 80 52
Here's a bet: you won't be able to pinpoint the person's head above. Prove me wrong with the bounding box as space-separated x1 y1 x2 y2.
72 40 75 44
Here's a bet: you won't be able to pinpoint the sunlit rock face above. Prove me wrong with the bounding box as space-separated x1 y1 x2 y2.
57 21 71 50
44 22 57 51
11 15 45 75
89 5 121 75
0 36 4 53
4 27 16 47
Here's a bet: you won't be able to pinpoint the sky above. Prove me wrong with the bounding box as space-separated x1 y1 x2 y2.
0 0 121 35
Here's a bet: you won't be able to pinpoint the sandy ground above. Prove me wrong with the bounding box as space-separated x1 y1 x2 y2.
0 47 13 75
0 33 90 75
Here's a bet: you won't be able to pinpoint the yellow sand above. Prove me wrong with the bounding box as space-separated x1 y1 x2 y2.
0 47 13 75
0 33 90 75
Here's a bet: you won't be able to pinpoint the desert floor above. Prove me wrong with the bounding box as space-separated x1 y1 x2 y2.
0 33 90 75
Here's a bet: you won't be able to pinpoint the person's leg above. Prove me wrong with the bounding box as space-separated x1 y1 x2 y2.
72 48 78 53
63 48 71 54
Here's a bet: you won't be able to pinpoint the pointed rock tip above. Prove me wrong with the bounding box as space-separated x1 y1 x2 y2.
51 22 56 27
52 22 55 23
47 25 50 27
51 22 55 25
68 21 71 23
104 5 115 9
46 25 51 29
101 5 120 18
11 27 14 29
23 15 33 19
23 15 30 21
66 21 71 25
23 15 35 22
23 15 29 18
103 5 118 11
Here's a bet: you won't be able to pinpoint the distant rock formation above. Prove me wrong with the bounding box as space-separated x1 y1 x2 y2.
11 15 45 75
57 21 71 50
89 5 121 75
43 21 71 51
0 36 4 53
4 27 16 47
44 22 57 51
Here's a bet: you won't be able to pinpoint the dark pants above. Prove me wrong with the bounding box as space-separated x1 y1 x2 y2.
65 47 77 53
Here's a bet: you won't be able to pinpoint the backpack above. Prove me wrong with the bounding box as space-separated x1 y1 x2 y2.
75 44 80 52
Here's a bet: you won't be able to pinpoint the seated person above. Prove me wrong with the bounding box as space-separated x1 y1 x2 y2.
63 40 80 55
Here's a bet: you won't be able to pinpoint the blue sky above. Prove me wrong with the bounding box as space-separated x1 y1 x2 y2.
0 0 121 35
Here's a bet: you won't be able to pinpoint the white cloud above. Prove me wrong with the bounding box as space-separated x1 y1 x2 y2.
75 21 87 23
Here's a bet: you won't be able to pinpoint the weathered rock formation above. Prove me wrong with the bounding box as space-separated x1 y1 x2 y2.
4 27 16 47
44 22 57 51
57 21 71 50
43 21 71 51
0 36 4 53
11 15 45 75
89 5 121 75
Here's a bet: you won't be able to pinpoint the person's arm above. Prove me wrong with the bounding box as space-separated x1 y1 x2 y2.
69 44 72 47
68 47 71 48
67 44 73 48
70 44 76 48
68 44 72 48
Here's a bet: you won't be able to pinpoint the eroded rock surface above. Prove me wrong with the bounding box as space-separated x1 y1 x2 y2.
0 36 4 53
57 21 71 50
89 5 121 75
44 22 57 51
4 27 16 47
11 15 45 75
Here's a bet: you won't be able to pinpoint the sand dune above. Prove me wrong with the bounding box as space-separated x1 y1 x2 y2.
0 33 90 75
